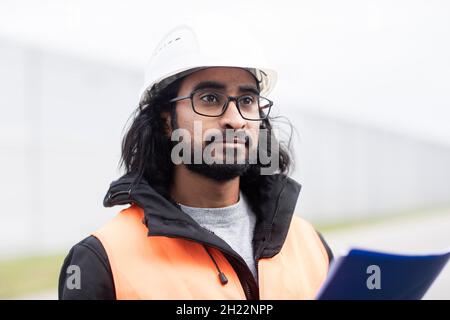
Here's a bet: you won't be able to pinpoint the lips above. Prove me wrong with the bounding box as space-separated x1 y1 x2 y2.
231 138 246 144
208 136 248 145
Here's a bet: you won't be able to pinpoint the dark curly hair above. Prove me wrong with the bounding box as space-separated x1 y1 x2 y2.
120 76 294 199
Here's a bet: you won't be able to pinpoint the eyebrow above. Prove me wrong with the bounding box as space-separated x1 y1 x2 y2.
192 81 260 95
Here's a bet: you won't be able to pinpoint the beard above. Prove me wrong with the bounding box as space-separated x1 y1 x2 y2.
186 137 252 181
185 162 251 181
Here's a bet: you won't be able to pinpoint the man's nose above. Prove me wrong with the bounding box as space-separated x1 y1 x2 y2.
218 99 246 129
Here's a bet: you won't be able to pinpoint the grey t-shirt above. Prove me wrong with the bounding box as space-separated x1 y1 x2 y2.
178 192 258 281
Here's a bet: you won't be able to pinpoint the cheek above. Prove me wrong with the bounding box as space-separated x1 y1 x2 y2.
175 103 198 132
174 103 214 145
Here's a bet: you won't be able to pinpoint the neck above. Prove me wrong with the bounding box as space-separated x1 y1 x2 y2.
170 165 240 208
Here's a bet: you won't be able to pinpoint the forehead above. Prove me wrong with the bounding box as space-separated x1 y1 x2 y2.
179 67 258 92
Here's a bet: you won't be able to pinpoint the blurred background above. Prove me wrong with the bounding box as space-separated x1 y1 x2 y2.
0 0 449 299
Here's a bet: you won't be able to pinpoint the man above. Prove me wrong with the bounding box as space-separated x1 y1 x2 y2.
59 22 333 300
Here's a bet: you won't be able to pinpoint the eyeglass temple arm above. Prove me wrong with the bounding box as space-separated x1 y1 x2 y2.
169 95 191 103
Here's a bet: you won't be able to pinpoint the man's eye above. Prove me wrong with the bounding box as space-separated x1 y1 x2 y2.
201 94 219 103
240 96 255 105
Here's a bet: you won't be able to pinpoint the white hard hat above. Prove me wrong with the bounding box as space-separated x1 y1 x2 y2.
139 19 277 103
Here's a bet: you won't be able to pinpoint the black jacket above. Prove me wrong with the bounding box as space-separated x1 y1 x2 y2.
59 173 333 300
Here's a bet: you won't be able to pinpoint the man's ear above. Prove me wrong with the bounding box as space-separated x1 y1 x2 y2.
161 111 173 137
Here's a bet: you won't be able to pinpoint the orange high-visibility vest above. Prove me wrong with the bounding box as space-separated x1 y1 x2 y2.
92 204 329 300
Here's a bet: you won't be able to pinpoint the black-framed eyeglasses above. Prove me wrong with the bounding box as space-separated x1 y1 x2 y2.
168 89 273 121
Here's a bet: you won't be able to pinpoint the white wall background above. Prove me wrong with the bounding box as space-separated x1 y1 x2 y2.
1 39 449 257
1 0 450 256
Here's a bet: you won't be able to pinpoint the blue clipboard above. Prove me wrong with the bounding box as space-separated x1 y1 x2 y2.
316 247 450 300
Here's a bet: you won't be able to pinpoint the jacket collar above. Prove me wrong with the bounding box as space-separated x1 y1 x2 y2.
103 173 301 259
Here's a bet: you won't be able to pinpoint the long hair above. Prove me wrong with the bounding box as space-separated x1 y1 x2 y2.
120 77 294 199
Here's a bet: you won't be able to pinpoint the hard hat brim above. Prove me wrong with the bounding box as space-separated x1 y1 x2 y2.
138 65 277 105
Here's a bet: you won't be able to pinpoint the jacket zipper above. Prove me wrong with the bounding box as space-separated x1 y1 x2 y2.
199 226 257 299
225 252 259 300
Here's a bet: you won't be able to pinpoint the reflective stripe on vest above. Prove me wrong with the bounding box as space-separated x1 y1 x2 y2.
92 204 329 300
